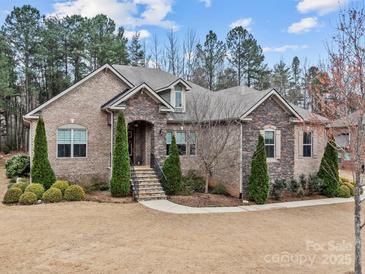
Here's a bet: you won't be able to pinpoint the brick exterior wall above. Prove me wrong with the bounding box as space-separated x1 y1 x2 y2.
30 70 128 185
241 96 295 196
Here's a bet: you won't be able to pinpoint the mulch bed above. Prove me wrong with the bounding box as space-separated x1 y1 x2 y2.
168 193 244 207
85 191 135 204
248 192 328 205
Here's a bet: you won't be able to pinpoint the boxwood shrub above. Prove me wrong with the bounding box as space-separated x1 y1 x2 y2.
25 183 45 200
19 192 38 205
51 180 70 195
3 187 23 204
64 185 85 201
12 181 30 193
42 188 62 203
338 185 351 198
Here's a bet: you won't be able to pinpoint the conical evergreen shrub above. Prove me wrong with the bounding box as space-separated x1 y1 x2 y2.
110 112 131 197
162 135 182 195
248 134 269 204
31 118 56 189
318 140 339 197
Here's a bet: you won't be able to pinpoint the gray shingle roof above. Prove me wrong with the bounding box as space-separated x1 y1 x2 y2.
331 110 365 128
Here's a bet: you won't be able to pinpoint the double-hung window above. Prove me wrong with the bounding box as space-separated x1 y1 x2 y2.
57 125 87 158
176 132 186 155
303 132 312 157
264 130 275 158
175 85 182 109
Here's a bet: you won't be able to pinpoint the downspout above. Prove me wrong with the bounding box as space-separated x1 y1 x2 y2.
106 109 114 178
239 122 243 199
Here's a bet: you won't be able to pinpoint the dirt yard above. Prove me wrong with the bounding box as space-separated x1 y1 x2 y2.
0 160 364 273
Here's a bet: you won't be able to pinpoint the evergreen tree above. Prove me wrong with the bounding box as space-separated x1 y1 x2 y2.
128 32 145 67
114 27 129 65
226 26 265 87
287 56 304 105
110 112 130 197
162 135 182 195
248 135 269 204
318 140 339 197
271 60 291 98
195 30 226 90
31 118 56 189
216 68 238 90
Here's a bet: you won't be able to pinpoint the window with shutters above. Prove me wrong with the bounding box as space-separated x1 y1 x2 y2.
303 132 312 157
57 125 87 158
264 130 275 158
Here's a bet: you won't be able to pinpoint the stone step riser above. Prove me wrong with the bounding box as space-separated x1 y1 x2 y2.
131 167 166 201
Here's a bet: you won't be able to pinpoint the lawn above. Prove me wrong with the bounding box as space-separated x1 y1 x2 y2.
0 159 363 273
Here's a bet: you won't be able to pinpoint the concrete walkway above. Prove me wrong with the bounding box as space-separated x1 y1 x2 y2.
140 196 362 214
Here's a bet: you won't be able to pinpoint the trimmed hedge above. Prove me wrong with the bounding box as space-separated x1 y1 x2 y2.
42 188 62 203
3 187 22 204
5 154 30 178
31 118 56 189
64 185 85 201
12 181 30 193
162 135 182 195
51 180 70 195
248 135 269 204
338 185 351 198
110 112 131 197
25 183 45 200
19 192 38 205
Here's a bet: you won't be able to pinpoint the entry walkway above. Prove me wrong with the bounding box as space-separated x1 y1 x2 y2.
140 196 362 214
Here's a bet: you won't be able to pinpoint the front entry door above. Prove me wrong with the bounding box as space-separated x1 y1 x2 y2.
128 129 133 164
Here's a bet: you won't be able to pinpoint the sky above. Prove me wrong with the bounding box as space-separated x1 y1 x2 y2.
0 0 360 67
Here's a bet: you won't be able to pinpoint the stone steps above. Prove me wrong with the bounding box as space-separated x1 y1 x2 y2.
131 166 166 201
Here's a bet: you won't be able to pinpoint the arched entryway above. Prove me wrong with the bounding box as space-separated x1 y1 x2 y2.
128 120 154 166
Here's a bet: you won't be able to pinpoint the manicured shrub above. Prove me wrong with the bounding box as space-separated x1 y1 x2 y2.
181 170 205 193
64 185 85 201
288 179 299 193
110 113 131 197
299 174 307 193
271 179 287 200
297 186 305 197
5 154 30 178
19 192 37 205
308 174 323 194
25 183 45 200
340 177 350 183
3 187 22 204
12 181 30 193
42 187 62 203
162 135 182 195
31 118 56 189
248 135 269 204
338 185 351 198
211 183 228 195
2 145 10 154
318 140 339 197
51 180 70 195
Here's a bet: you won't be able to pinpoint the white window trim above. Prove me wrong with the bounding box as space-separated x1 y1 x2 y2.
56 125 88 159
303 131 313 158
264 129 276 159
165 130 197 157
170 85 186 112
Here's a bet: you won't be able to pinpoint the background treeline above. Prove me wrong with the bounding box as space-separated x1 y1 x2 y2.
0 5 326 152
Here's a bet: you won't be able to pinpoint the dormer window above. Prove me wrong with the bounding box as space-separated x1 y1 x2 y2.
174 85 182 109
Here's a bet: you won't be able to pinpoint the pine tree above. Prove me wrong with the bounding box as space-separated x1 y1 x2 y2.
128 32 145 67
287 56 304 105
271 60 291 99
248 135 269 204
318 140 339 197
110 112 131 197
162 135 182 195
31 118 56 189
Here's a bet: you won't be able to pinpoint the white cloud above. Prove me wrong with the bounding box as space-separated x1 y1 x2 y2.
51 0 176 29
263 44 309 53
199 0 212 7
288 17 319 34
124 29 151 40
297 0 348 15
229 18 252 30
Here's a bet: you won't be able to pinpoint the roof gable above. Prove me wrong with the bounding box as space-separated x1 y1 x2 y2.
108 83 174 112
24 64 134 119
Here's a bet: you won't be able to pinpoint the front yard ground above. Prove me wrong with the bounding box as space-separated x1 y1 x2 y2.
0 159 364 273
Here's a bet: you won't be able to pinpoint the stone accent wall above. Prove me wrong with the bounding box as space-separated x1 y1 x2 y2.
30 70 128 185
117 89 168 165
294 124 327 178
241 96 295 196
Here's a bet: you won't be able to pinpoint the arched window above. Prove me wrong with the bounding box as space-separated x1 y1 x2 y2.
57 124 87 158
